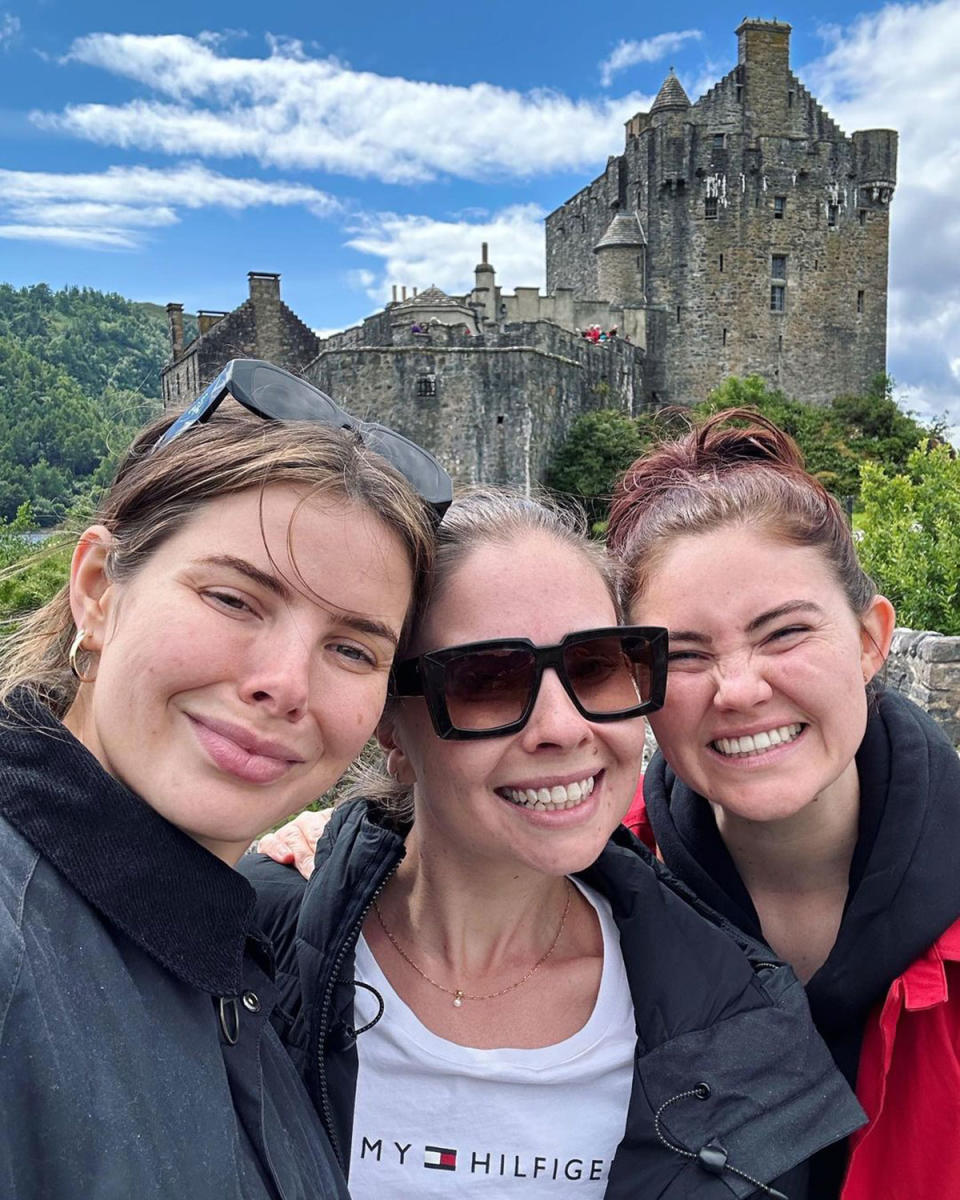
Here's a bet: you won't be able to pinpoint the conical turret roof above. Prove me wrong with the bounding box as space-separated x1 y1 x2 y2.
594 212 646 252
650 70 690 114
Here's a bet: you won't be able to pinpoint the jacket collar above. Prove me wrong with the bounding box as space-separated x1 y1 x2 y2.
643 687 960 1056
0 690 256 996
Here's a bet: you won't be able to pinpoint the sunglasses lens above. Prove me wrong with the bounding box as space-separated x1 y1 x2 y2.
563 635 652 716
442 648 537 732
248 364 345 423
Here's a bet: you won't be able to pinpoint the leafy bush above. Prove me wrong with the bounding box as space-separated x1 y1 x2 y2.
546 375 934 526
857 444 960 634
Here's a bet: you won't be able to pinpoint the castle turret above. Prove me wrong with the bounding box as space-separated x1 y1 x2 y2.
594 214 646 304
471 242 497 325
650 70 691 117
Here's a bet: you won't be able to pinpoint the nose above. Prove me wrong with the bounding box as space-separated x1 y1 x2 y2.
238 627 312 721
517 667 592 751
711 651 773 712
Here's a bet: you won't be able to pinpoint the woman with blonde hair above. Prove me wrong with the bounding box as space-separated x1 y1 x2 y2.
0 360 449 1198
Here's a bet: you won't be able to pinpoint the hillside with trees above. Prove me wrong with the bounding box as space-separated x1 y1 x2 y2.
0 283 194 524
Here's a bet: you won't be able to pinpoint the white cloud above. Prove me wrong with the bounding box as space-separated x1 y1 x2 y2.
33 33 651 183
599 30 703 87
344 205 546 303
0 163 340 249
0 12 20 50
802 0 960 428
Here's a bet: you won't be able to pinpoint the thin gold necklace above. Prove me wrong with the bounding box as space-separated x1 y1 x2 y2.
373 880 573 1009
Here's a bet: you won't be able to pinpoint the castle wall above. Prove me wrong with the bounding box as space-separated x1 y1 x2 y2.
305 321 644 491
545 21 895 407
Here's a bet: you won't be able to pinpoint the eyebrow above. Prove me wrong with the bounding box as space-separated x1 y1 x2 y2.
669 601 823 645
201 555 400 648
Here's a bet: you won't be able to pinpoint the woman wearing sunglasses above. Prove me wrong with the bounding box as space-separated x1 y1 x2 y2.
247 489 863 1199
607 410 960 1200
0 361 450 1198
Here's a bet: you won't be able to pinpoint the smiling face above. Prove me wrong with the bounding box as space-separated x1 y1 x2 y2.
64 485 413 862
631 523 893 823
385 533 645 880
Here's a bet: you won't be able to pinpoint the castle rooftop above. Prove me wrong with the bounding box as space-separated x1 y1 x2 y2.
650 70 691 114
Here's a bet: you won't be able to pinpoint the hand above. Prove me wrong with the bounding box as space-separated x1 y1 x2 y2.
258 808 333 879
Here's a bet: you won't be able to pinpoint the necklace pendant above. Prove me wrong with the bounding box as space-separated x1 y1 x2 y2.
452 990 464 1008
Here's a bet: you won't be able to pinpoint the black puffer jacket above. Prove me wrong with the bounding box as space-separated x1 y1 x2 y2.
245 801 865 1199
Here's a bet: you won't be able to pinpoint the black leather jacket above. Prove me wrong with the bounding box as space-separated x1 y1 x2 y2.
245 800 865 1199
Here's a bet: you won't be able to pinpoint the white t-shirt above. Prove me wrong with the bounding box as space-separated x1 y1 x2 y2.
348 880 635 1197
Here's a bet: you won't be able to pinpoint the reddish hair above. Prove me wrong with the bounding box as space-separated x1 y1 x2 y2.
608 408 876 614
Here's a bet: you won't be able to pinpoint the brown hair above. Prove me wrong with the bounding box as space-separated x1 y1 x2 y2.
0 412 435 717
608 407 876 614
348 487 625 820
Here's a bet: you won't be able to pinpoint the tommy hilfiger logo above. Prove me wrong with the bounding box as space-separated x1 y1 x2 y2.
357 1137 609 1182
424 1146 457 1171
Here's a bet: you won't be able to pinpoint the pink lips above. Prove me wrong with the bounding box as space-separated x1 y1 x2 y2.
188 715 304 785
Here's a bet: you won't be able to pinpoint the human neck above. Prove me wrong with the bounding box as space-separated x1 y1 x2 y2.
383 828 572 986
712 766 861 899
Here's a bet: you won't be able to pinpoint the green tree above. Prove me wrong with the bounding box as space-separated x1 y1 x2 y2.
857 444 960 634
546 409 655 526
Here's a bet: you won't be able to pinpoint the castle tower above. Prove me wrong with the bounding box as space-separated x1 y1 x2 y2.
594 214 646 304
545 19 897 407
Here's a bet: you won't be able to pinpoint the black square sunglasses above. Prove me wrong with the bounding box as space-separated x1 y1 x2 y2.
391 626 668 740
153 359 453 519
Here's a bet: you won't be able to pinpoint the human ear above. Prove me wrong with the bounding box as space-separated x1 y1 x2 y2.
68 526 116 652
377 712 417 786
859 594 896 684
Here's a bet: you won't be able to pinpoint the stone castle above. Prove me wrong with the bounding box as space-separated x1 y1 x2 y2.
162 18 897 489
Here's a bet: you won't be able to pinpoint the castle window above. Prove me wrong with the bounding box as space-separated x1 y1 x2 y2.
719 253 724 272
857 289 865 314
770 285 786 312
676 306 681 324
828 204 839 227
771 254 787 280
774 196 786 218
779 335 784 352
416 375 437 398
722 328 727 345
705 196 719 219
736 85 743 103
859 209 867 226
788 90 794 108
496 415 505 425
713 133 725 149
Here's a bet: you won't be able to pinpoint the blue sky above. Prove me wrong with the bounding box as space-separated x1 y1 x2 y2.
2 0 959 432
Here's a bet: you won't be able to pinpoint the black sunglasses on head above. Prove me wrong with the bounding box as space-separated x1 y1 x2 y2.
153 359 453 519
391 626 668 740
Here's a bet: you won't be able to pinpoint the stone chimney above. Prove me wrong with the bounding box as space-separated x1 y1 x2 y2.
472 242 496 324
247 271 282 364
165 303 184 358
197 310 227 336
736 19 792 133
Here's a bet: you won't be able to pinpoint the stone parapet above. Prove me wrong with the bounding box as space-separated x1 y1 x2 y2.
886 628 960 748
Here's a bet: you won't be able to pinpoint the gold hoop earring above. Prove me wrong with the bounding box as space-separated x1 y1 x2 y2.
69 628 97 684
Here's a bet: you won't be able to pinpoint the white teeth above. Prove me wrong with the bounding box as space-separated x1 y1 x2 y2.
501 774 596 811
713 724 803 758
